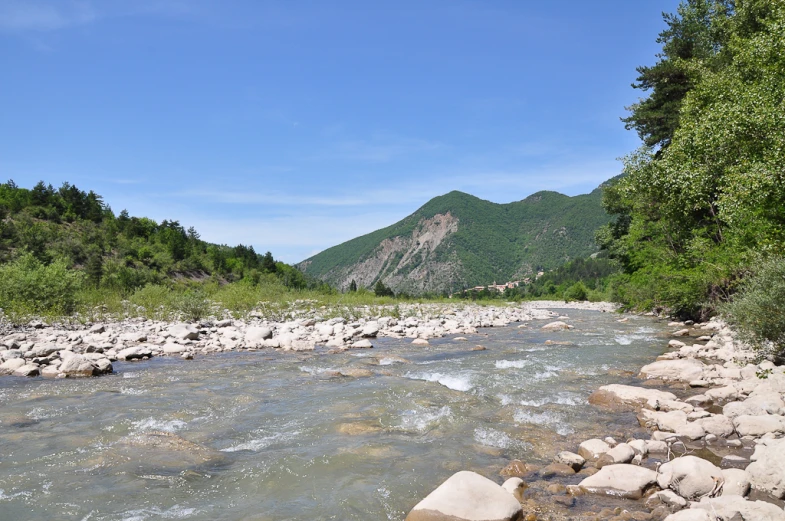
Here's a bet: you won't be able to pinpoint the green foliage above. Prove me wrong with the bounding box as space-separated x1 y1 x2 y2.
348 279 357 292
602 0 785 319
563 281 589 302
374 280 395 297
622 0 733 150
722 256 785 361
0 252 83 315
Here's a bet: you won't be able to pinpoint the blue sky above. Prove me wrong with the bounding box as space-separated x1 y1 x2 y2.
0 0 680 263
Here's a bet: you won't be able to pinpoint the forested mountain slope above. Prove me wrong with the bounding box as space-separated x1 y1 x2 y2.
298 187 610 294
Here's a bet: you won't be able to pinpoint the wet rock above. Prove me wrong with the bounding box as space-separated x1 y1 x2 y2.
502 477 526 501
639 359 706 382
337 422 383 436
588 385 678 411
673 329 690 337
405 471 523 521
500 460 531 478
350 339 373 349
554 451 585 472
656 456 724 500
361 322 379 338
339 367 373 378
539 463 576 478
541 321 572 332
112 431 226 472
746 436 785 498
412 339 429 345
578 464 658 499
578 439 612 460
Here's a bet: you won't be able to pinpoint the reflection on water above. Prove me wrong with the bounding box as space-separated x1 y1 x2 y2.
0 309 668 520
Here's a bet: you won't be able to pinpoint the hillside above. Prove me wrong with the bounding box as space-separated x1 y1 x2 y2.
297 186 611 294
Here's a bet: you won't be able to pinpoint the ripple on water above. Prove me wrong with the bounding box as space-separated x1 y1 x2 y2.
221 430 301 452
118 505 199 521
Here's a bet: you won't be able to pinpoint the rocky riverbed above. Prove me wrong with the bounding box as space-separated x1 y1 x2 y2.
406 317 785 521
0 301 614 379
1 301 783 520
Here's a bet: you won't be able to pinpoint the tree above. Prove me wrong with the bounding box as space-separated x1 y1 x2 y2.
374 280 394 297
349 279 357 292
261 251 276 273
622 0 733 151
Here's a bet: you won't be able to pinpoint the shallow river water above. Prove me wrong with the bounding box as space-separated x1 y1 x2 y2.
0 309 671 521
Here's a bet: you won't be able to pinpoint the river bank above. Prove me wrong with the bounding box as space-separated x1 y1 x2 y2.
405 316 785 521
0 301 614 379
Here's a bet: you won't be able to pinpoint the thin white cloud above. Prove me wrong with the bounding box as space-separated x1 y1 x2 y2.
319 136 447 163
0 1 96 31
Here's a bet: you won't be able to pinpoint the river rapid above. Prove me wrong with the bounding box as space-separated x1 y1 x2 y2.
0 309 672 521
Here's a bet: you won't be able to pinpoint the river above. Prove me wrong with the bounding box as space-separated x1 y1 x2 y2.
0 308 670 521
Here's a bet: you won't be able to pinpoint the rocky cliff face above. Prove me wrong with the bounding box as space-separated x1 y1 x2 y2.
319 212 465 294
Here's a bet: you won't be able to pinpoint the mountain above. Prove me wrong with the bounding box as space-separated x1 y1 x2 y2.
297 186 611 294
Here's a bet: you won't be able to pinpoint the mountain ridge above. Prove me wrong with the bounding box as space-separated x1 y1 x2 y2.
297 185 610 294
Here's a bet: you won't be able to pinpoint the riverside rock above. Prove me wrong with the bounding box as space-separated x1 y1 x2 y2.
577 439 611 460
689 495 785 521
596 443 635 468
639 359 706 382
746 437 785 498
733 414 785 437
168 324 199 341
405 471 523 521
554 451 585 472
578 464 658 499
657 456 724 500
720 468 751 497
588 384 678 411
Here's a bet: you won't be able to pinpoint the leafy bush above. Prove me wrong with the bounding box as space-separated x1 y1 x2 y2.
563 281 588 302
722 257 785 361
176 289 210 322
0 252 83 315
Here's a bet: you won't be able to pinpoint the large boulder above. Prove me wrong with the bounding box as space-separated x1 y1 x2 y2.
588 384 678 411
696 414 734 438
541 321 572 332
554 451 585 472
746 437 785 498
733 414 785 437
724 393 785 419
721 468 751 497
12 363 40 377
657 456 724 500
168 324 199 341
690 495 785 521
596 443 635 468
0 358 26 375
640 359 706 382
405 471 523 521
244 326 273 346
27 343 62 358
639 410 706 440
58 352 100 377
578 464 658 499
116 345 153 361
578 438 611 460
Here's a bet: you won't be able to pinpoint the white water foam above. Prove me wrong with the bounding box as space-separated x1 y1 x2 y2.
473 427 532 450
131 418 186 433
514 409 574 436
221 430 301 452
122 372 141 379
405 372 473 392
379 357 404 366
495 360 531 369
398 405 451 433
120 505 199 521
